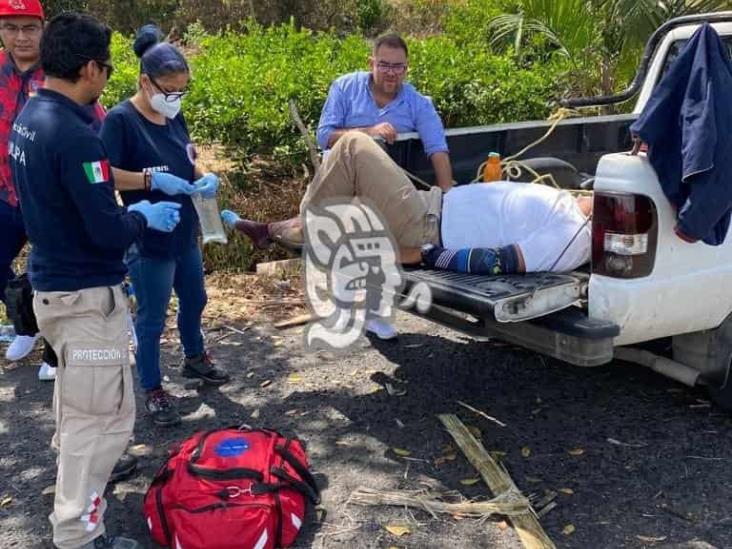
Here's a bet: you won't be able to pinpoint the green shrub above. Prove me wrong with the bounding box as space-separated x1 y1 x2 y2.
183 23 370 156
104 22 568 158
442 0 503 46
408 34 563 127
357 0 392 34
103 32 139 109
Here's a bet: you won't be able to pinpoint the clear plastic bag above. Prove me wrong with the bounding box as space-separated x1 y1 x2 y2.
0 324 15 343
192 194 228 245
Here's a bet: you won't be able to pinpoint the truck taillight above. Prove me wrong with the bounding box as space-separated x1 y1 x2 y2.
592 192 658 278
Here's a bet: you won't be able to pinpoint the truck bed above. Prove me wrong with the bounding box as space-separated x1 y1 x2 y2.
388 113 637 185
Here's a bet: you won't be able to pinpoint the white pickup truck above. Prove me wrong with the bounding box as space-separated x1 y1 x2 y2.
388 12 732 410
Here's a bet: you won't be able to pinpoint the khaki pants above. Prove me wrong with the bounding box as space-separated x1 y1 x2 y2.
34 285 135 549
301 132 442 247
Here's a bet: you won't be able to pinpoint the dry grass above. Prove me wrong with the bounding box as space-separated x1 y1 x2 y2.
202 267 306 326
349 486 530 519
198 145 308 273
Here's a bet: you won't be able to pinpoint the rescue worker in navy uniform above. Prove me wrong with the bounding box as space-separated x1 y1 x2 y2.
10 13 183 549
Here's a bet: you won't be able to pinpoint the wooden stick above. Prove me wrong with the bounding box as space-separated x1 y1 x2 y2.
223 324 250 336
348 487 529 519
438 414 556 549
288 99 321 172
274 313 316 330
456 400 507 428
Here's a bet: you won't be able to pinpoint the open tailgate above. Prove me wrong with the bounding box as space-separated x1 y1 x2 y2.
403 268 588 323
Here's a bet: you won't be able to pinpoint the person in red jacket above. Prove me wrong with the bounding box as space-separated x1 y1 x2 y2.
0 0 46 368
0 0 137 489
0 0 104 381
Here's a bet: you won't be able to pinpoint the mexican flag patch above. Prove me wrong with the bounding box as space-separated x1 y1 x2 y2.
83 159 110 184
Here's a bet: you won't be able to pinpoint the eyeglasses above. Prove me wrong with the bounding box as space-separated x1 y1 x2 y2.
149 74 189 103
95 60 114 79
1 24 42 36
74 54 114 79
375 62 407 75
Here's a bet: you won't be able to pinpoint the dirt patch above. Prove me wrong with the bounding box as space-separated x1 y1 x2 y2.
1 273 731 549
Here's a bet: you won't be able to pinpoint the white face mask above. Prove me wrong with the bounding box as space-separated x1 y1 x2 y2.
149 92 182 119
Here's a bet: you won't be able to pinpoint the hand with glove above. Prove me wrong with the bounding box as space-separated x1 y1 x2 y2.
128 200 182 233
151 171 196 196
220 209 241 229
192 173 219 199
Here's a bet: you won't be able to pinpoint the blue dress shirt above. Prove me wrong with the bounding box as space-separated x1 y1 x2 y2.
317 71 449 156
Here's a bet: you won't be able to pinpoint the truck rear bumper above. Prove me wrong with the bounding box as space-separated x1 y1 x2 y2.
400 268 619 366
403 303 619 367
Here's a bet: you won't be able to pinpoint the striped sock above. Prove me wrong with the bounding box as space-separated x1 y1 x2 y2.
422 245 519 275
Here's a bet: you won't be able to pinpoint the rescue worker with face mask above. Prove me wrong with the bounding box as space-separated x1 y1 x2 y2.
100 25 229 429
10 12 184 548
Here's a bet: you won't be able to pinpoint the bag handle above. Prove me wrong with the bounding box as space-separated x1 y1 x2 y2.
275 443 320 500
270 466 321 505
187 462 264 481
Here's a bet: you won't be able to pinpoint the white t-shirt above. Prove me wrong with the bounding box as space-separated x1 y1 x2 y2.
440 182 591 272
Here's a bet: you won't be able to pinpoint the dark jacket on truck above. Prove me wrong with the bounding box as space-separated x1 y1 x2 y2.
631 23 732 245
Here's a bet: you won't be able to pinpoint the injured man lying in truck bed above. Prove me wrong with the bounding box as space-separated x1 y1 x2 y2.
221 132 592 275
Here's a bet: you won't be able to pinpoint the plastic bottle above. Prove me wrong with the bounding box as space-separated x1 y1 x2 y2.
482 152 502 182
192 194 228 245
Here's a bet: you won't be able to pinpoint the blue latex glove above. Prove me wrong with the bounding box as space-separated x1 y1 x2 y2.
128 200 182 233
151 171 196 196
220 209 241 229
193 173 219 199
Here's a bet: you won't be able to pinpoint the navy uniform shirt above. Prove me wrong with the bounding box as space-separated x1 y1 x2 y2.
100 100 198 259
10 89 147 291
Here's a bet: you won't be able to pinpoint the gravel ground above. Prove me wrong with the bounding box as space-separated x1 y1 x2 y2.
1 306 731 549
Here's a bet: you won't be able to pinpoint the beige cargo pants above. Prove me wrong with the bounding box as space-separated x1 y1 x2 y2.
33 285 135 549
300 132 442 248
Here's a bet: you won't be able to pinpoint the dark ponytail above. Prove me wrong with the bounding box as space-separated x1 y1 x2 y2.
133 24 189 78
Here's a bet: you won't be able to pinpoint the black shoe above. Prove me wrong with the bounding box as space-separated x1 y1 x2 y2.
182 352 230 385
109 453 138 483
145 389 181 427
81 533 139 548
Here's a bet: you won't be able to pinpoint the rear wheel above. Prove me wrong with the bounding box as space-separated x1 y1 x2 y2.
672 318 732 412
708 363 732 412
